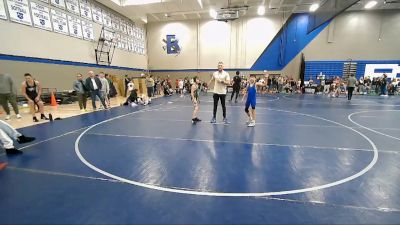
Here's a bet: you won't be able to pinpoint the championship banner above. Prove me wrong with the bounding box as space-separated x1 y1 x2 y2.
0 0 7 20
51 9 68 35
31 2 52 31
133 39 138 53
79 0 91 20
103 29 113 45
7 0 32 26
127 38 133 52
102 10 111 28
67 15 82 38
114 33 121 49
111 14 119 31
127 24 133 37
120 20 127 34
50 0 65 9
91 4 102 24
81 20 94 41
65 0 79 15
121 35 128 51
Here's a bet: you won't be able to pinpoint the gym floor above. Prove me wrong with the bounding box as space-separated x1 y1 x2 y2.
1 93 400 224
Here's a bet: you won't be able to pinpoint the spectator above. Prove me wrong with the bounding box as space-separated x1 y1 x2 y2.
85 71 107 110
0 73 21 120
99 72 110 108
0 119 35 155
21 73 48 122
72 73 88 112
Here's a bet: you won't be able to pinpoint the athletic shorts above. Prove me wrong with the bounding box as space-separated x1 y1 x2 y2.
245 98 256 110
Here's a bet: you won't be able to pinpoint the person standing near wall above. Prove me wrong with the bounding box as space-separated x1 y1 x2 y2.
0 73 21 120
21 73 48 122
380 74 388 96
208 62 230 124
85 71 107 110
99 72 110 108
146 75 155 100
347 74 357 100
124 75 130 97
73 73 88 112
230 71 241 103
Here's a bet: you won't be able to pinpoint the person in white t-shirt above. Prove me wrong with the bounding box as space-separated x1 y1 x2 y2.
208 62 230 124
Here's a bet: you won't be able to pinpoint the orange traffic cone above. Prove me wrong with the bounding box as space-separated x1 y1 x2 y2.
50 92 57 106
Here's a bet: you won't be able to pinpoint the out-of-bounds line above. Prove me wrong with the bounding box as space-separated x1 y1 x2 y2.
154 109 400 131
0 105 170 158
75 107 379 197
256 196 400 213
0 126 90 158
8 165 400 213
348 110 400 142
282 95 400 107
6 166 121 183
86 132 398 154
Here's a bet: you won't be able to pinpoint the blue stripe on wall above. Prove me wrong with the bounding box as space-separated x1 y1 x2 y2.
0 54 145 71
251 13 330 71
305 60 400 80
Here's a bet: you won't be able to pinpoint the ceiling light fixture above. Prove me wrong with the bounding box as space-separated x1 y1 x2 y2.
209 9 217 19
197 0 203 9
123 0 161 6
365 1 378 9
309 3 319 12
257 6 265 15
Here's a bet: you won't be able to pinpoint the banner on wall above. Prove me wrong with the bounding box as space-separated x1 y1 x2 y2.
127 24 134 37
7 0 32 26
102 10 111 28
50 0 65 9
121 35 128 51
51 9 68 35
30 2 52 31
103 29 113 45
0 0 7 20
37 0 49 3
364 64 400 80
120 20 127 34
114 33 121 49
91 4 102 24
81 20 94 41
79 0 91 20
127 38 133 52
65 0 79 15
133 26 138 38
67 15 82 38
111 14 119 31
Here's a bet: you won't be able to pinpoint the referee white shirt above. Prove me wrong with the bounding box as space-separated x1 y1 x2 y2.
212 70 230 95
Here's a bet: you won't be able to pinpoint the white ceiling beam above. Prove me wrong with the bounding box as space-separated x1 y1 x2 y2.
149 13 161 21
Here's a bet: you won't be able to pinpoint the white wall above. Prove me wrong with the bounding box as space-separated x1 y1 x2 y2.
281 9 400 79
302 9 400 60
0 1 147 69
147 15 284 70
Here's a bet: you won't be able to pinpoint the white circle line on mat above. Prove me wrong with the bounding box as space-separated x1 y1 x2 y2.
348 110 400 141
75 107 379 197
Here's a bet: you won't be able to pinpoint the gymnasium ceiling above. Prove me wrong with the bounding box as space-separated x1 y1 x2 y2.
95 0 400 24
